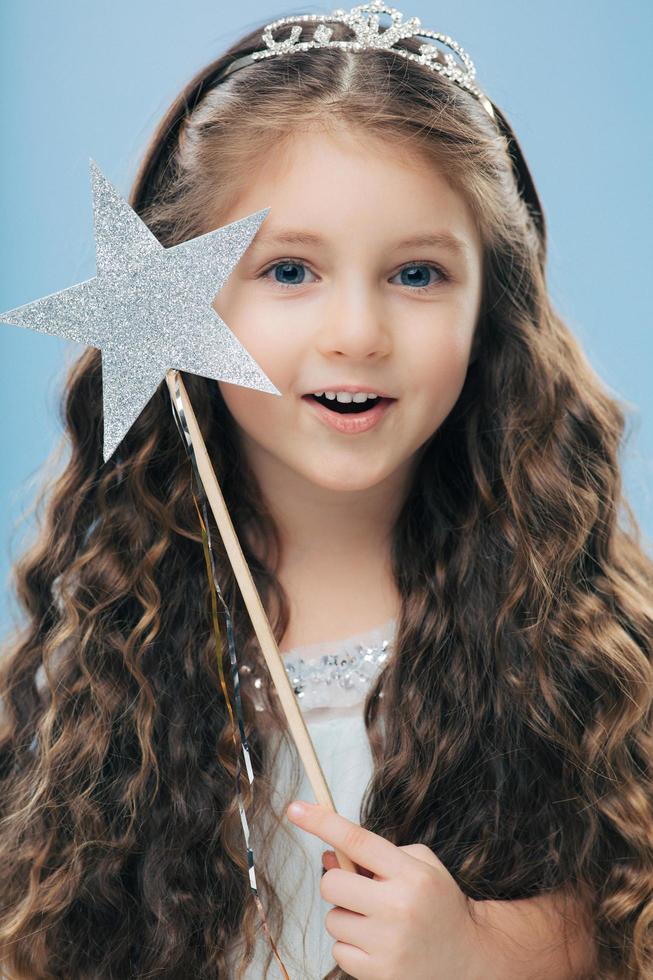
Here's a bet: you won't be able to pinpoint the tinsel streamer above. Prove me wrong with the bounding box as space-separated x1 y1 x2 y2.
168 371 291 980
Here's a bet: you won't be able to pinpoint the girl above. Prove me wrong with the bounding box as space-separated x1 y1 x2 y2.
1 5 653 979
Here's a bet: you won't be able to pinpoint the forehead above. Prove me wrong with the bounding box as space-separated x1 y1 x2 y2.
220 125 481 257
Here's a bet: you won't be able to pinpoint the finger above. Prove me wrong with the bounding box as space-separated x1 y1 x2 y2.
287 801 405 879
324 905 375 950
331 940 374 980
320 866 385 916
322 850 375 879
322 850 338 871
398 842 443 870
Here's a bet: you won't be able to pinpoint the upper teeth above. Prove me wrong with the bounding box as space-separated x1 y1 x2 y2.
313 391 380 403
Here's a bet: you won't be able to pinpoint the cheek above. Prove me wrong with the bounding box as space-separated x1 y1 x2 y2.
218 384 285 441
214 296 299 394
409 327 474 408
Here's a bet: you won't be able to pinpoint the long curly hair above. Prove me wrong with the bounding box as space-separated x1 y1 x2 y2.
2 17 653 980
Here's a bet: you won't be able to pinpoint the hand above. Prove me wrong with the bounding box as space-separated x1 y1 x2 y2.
286 800 484 980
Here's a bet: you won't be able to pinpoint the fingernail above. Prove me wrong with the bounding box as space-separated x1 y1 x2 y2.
288 801 306 818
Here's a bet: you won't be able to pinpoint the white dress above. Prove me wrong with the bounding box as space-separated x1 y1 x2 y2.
226 617 397 980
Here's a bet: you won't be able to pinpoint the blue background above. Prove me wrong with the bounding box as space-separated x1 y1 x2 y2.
1 2 651 635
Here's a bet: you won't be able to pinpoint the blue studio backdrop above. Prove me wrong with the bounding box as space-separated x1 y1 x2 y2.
0 1 651 635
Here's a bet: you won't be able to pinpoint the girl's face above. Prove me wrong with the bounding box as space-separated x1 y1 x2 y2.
212 126 483 495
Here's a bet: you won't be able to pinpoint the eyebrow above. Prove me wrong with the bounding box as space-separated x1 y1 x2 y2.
251 229 470 257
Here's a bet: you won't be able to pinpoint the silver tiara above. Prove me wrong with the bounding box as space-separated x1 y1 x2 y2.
219 0 496 122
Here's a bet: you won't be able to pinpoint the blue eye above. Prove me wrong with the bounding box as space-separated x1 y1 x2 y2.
395 265 446 290
260 259 449 292
268 261 314 287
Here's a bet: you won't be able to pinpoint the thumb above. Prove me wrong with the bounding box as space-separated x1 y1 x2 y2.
322 848 375 878
321 849 338 874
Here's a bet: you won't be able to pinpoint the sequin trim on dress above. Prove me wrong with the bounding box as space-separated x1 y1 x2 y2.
240 619 397 712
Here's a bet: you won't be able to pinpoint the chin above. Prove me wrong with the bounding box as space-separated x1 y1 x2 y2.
300 461 391 494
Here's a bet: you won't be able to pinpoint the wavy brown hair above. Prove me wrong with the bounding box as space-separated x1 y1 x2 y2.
2 15 653 980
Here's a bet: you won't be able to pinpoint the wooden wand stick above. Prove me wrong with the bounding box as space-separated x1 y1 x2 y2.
165 369 356 875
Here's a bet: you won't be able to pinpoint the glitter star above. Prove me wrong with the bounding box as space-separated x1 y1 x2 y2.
0 158 280 463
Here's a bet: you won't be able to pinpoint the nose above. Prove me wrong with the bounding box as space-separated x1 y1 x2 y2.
314 274 392 360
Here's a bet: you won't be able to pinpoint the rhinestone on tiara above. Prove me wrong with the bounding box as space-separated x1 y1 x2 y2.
237 0 494 118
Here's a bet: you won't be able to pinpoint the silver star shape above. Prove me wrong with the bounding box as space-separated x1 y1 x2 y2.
0 158 280 463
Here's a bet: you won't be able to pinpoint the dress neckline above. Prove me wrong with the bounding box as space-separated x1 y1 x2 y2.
280 617 397 660
279 617 397 712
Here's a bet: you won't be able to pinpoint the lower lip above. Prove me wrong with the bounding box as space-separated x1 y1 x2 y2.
302 395 396 434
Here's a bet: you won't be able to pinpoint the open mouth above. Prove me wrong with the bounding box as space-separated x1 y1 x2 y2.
302 394 394 414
